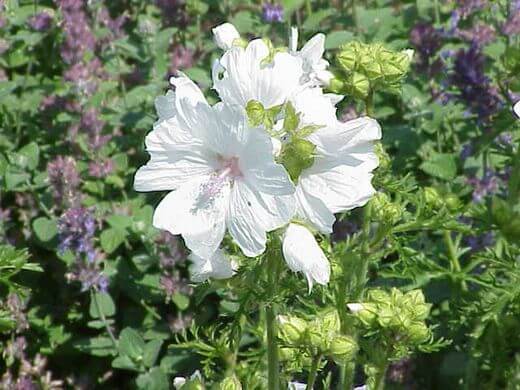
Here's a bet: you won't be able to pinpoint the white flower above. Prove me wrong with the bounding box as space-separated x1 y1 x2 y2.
189 249 236 282
212 22 240 50
173 370 202 389
212 37 304 109
289 27 334 87
347 303 364 313
282 223 330 291
514 100 520 119
134 74 295 259
291 88 381 233
288 382 307 390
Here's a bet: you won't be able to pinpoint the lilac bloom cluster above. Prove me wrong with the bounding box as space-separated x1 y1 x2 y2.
156 232 192 302
450 45 501 122
58 207 108 291
169 44 195 75
68 108 112 155
456 23 496 47
57 207 96 260
28 11 53 32
466 169 500 203
409 23 444 75
262 3 284 23
47 156 80 207
1 336 63 390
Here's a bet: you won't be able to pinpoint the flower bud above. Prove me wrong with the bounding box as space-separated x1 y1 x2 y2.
212 23 240 50
280 137 316 182
278 315 308 345
407 322 430 344
445 193 461 212
329 335 357 364
318 310 341 335
371 193 403 225
423 187 444 209
218 375 242 390
375 143 391 171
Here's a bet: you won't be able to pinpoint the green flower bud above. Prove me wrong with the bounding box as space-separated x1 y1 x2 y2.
371 193 403 225
278 315 308 345
445 193 461 212
218 376 242 390
179 379 204 390
280 137 316 181
317 310 341 335
308 327 328 351
375 143 391 171
328 78 346 94
407 322 430 344
246 100 266 128
329 335 357 364
356 303 378 326
279 347 297 361
423 187 444 209
347 72 370 99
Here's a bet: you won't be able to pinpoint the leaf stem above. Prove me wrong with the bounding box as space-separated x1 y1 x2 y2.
266 251 280 390
307 352 322 389
92 289 118 348
443 230 467 291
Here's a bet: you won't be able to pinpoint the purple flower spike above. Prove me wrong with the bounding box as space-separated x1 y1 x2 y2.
28 12 53 31
262 3 284 23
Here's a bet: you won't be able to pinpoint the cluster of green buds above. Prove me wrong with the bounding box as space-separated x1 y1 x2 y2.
349 288 432 358
330 41 413 99
278 310 357 364
246 100 321 182
423 187 461 213
371 192 404 225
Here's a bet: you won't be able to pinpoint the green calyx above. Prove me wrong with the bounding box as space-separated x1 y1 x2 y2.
261 38 288 67
371 192 404 225
333 41 412 98
280 137 316 182
245 100 282 130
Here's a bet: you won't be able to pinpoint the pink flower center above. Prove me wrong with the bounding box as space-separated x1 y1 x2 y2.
197 156 242 207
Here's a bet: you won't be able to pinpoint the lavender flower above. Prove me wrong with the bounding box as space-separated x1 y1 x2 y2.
467 169 500 202
456 23 496 47
460 143 473 161
47 156 80 207
88 159 114 178
458 0 488 18
64 58 106 97
409 23 444 74
496 132 513 147
155 0 188 27
168 313 193 333
450 45 501 121
70 108 111 151
0 38 9 55
57 0 96 65
96 6 126 40
262 3 284 23
6 293 29 333
66 256 108 292
28 11 53 31
157 232 192 301
503 10 520 36
465 231 495 252
169 44 195 75
57 207 96 260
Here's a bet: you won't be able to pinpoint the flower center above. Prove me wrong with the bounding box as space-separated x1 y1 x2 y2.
196 156 242 208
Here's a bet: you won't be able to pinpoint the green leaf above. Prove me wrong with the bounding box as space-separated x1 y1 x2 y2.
136 368 169 390
419 153 457 181
302 8 334 30
100 228 127 254
283 102 299 133
119 327 145 360
89 292 116 319
17 142 39 170
73 336 116 357
143 339 163 368
172 293 190 311
112 355 140 371
32 217 58 242
325 31 354 50
106 215 133 231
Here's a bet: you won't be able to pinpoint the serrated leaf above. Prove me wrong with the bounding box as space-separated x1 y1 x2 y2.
89 292 116 319
119 327 145 360
32 217 57 242
112 355 139 371
143 339 163 368
100 228 127 254
419 153 457 180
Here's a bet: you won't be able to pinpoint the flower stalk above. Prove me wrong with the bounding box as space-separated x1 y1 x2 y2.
266 250 281 390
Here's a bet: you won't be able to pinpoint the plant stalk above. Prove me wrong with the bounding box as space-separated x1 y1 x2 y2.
307 353 322 389
266 252 280 390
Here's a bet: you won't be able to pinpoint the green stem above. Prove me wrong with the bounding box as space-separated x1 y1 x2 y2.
372 363 388 390
266 254 280 390
307 353 322 389
305 0 312 15
92 289 118 348
433 0 440 25
443 230 467 291
365 90 374 117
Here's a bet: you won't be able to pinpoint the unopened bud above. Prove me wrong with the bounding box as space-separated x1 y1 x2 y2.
278 315 308 345
424 187 444 209
408 322 430 344
329 335 357 364
218 375 242 390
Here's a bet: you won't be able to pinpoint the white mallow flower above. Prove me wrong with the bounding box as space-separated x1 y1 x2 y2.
212 33 304 109
282 223 330 291
134 74 295 259
212 22 240 51
291 87 382 234
289 27 334 87
189 249 236 282
514 100 520 119
288 382 307 390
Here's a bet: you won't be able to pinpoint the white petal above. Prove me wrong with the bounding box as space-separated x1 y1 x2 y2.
173 377 186 389
169 72 209 131
189 249 235 282
282 223 330 291
300 165 376 214
154 90 176 121
347 303 364 313
152 177 229 258
289 27 299 53
212 22 240 50
300 33 326 66
214 39 304 109
295 185 335 233
514 101 520 119
227 181 269 257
